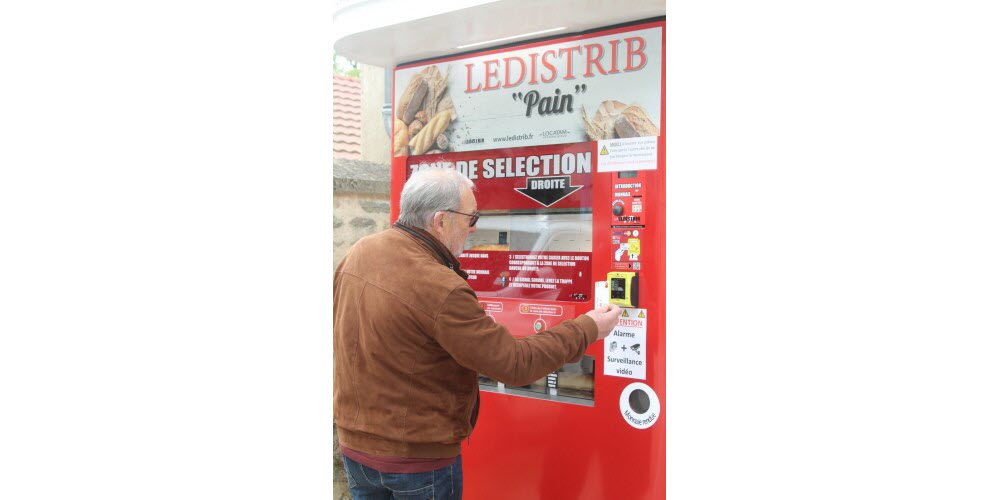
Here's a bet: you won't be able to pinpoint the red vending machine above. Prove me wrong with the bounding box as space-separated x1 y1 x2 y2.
390 18 665 499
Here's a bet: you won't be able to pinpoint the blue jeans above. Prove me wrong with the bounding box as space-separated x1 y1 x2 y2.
342 454 462 500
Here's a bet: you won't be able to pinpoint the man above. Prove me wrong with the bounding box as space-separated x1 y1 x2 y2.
333 168 622 499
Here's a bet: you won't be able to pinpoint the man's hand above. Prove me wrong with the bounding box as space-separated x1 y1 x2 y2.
585 304 623 340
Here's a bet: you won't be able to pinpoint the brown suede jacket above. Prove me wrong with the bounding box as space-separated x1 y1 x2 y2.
334 224 598 459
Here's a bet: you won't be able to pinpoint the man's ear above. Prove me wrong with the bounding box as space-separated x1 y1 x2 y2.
430 211 446 230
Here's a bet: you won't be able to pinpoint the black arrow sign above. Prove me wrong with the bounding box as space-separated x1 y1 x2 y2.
514 175 583 207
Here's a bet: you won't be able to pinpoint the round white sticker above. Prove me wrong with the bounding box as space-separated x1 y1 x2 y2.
619 382 660 429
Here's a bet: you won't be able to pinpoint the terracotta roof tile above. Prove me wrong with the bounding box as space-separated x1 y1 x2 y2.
333 75 362 159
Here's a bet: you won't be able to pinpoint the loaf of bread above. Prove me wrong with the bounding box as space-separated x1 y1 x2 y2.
594 100 628 124
419 65 447 118
581 106 610 141
614 105 659 138
468 244 509 251
581 100 628 141
582 100 659 140
557 372 594 392
397 78 428 124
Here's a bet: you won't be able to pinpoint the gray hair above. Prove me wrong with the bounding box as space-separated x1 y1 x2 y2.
397 168 475 229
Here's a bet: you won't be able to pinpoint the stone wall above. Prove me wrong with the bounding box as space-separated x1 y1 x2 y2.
332 157 390 498
333 158 392 267
334 193 392 266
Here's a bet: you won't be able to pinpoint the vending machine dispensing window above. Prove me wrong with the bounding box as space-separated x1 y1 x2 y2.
390 17 665 500
466 210 597 403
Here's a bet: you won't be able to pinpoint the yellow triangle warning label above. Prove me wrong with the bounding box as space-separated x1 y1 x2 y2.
600 146 610 155
621 309 629 317
638 311 646 318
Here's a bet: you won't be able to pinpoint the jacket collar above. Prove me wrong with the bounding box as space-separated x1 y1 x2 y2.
392 223 469 280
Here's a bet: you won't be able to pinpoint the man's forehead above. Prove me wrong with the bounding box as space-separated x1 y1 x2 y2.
462 188 478 208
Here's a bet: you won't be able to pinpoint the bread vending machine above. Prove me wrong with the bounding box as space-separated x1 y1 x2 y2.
390 18 665 499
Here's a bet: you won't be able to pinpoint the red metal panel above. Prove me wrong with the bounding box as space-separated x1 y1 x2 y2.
460 164 664 500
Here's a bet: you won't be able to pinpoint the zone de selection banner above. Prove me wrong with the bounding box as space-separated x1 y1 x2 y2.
392 21 663 157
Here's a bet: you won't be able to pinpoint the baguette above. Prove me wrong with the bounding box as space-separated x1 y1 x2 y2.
393 118 409 156
408 110 452 155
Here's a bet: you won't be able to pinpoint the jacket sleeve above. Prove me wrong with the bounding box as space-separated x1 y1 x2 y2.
430 284 598 387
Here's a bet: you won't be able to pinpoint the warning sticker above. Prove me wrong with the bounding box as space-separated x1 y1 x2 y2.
596 136 658 172
604 308 648 380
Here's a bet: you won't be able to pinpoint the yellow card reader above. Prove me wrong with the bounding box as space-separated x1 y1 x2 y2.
607 272 639 308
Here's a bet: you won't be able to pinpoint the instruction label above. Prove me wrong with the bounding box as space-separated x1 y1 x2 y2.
518 304 564 316
612 227 644 271
603 308 647 380
480 301 503 313
597 136 658 172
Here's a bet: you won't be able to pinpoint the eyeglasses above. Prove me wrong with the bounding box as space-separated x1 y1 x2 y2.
443 209 480 227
